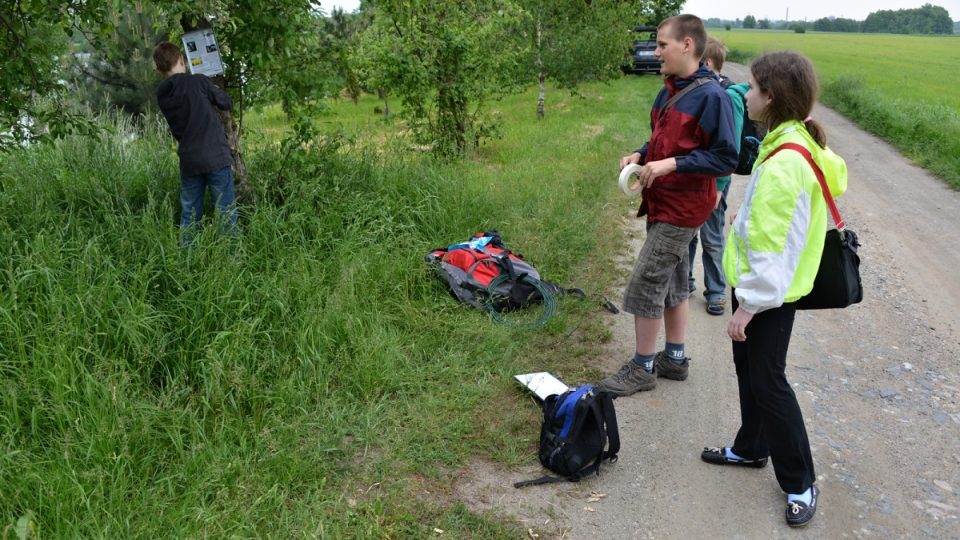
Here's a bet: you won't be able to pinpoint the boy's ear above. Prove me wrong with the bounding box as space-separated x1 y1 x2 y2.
682 36 695 55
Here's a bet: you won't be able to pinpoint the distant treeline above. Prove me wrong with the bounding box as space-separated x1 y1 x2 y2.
706 3 955 34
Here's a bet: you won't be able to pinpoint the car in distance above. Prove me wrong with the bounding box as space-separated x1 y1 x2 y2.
621 25 660 75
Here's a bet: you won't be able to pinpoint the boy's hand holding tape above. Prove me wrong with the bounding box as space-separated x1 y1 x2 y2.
618 151 678 196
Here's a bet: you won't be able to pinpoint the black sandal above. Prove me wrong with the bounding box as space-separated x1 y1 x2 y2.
700 446 768 468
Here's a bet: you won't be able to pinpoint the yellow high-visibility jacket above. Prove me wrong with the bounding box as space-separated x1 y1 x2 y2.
723 120 848 314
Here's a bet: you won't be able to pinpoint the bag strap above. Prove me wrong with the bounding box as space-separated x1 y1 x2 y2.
478 246 523 283
558 386 593 439
761 142 845 231
597 391 620 460
513 475 569 488
657 77 715 124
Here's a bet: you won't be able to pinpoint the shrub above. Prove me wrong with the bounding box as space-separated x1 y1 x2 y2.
726 48 756 65
821 76 960 188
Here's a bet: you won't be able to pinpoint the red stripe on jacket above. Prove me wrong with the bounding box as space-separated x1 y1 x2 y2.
638 65 738 228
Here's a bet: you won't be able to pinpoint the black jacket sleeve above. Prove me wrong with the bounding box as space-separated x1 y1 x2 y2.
206 77 232 112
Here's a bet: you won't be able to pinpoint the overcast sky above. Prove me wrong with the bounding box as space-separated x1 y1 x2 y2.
683 0 959 21
316 0 360 15
316 0 959 23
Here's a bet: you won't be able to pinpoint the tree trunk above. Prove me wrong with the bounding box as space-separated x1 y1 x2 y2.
537 71 546 120
180 15 255 206
378 89 390 118
536 19 545 120
437 80 467 154
436 49 467 155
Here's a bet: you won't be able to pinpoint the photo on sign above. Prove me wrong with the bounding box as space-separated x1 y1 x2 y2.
206 44 218 53
186 41 197 53
191 57 202 66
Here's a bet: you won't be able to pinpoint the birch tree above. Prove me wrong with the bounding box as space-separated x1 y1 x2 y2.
519 0 634 119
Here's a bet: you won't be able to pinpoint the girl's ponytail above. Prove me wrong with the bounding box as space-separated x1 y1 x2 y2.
804 117 827 148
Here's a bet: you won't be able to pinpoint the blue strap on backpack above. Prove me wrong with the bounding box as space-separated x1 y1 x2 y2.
557 385 592 438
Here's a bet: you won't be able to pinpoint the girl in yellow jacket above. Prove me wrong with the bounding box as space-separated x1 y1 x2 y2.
701 51 848 528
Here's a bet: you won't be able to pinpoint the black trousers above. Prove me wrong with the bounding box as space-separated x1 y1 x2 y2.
730 292 815 494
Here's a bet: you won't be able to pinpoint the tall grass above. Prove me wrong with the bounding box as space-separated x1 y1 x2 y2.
0 77 659 538
715 30 960 187
820 77 960 184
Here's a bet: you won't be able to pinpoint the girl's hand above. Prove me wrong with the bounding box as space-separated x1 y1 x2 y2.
727 307 754 342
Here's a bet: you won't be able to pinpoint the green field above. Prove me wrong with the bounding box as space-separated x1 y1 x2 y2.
713 30 960 187
716 30 960 111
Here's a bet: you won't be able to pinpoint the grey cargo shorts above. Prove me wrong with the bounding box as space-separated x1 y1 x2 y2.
623 221 698 318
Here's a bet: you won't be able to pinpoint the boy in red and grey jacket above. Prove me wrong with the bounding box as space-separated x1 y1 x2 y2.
596 14 738 397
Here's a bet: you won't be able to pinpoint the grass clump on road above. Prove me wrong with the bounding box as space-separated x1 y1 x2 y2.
0 76 659 537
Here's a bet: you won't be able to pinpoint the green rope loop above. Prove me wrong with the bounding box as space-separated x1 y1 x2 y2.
483 274 557 329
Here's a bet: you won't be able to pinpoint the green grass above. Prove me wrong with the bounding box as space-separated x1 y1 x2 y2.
714 29 960 187
0 77 661 538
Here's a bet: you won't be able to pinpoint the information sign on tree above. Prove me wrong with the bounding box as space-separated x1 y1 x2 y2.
181 29 224 77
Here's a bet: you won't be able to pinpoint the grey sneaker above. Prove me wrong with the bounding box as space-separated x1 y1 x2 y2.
654 351 689 381
595 361 657 396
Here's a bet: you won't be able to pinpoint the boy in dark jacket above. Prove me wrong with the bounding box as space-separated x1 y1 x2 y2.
153 41 237 244
596 14 738 397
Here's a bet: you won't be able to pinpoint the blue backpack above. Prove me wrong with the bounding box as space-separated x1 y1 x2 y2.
514 384 620 487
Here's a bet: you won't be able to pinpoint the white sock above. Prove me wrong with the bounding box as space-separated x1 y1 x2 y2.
787 487 813 505
724 448 745 461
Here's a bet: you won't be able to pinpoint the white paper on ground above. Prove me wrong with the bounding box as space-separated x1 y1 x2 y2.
618 163 643 196
514 372 569 401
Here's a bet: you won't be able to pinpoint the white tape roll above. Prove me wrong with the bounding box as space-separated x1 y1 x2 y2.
618 164 643 196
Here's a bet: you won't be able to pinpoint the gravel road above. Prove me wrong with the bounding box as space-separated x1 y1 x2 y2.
454 63 960 539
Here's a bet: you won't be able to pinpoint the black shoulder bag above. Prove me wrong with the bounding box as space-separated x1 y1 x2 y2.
762 143 863 310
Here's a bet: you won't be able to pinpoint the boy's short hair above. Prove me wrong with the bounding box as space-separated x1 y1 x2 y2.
153 42 182 74
658 14 707 59
703 37 727 72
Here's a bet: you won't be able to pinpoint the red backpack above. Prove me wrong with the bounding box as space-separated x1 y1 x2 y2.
425 230 582 313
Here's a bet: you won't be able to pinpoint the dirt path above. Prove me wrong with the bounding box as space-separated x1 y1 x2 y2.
454 63 960 539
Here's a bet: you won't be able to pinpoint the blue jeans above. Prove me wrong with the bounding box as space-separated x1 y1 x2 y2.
688 184 729 302
180 166 238 244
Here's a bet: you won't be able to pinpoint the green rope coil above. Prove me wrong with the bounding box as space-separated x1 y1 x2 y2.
483 274 557 329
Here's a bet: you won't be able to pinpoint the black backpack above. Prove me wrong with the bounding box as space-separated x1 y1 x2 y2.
720 76 765 176
514 384 620 488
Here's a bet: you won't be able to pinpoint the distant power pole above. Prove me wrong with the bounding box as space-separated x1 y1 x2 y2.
786 8 789 23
